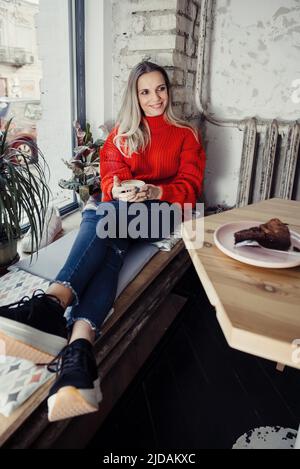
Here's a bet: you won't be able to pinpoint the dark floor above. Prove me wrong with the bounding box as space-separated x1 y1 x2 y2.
88 266 300 449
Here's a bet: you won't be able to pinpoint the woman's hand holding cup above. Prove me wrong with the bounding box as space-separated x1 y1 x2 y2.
141 184 162 201
112 176 138 202
112 177 162 202
128 183 162 202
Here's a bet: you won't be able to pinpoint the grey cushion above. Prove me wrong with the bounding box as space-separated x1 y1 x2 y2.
13 230 159 299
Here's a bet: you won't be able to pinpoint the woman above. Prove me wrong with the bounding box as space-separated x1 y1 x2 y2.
0 61 206 421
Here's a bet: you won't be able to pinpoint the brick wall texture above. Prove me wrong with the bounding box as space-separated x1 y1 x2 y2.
112 0 202 121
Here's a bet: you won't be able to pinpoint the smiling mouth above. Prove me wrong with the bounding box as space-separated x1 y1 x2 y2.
150 103 163 109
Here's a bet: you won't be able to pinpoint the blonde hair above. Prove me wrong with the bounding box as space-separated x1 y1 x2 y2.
114 61 198 157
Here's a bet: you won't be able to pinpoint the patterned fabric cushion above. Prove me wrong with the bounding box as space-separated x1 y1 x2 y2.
0 267 50 307
0 357 51 417
151 223 182 251
0 269 52 417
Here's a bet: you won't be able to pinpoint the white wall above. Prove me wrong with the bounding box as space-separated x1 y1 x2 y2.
203 0 300 208
210 0 300 121
85 0 113 135
202 123 244 208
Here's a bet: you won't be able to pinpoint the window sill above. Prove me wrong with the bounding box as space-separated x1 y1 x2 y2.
17 209 81 261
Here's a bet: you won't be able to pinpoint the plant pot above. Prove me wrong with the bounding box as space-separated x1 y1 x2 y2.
0 238 18 268
79 185 90 204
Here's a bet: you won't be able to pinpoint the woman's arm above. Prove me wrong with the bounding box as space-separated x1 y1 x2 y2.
100 129 133 201
158 129 206 207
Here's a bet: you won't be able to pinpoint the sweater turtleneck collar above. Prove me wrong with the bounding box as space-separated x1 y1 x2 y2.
144 113 169 131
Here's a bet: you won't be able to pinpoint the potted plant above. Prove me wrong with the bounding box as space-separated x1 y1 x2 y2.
0 119 51 269
58 121 108 205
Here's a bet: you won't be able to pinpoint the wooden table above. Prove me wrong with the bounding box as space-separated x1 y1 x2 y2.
182 198 300 369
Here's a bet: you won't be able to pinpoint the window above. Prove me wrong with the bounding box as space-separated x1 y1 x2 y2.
36 0 76 210
0 0 84 213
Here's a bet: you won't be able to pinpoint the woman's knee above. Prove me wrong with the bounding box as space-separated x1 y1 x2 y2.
81 209 99 224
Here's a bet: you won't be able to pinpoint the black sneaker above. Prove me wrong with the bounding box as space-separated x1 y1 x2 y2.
0 290 68 363
47 339 102 422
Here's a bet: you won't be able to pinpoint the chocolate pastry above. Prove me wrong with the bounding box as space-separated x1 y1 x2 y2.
234 218 291 251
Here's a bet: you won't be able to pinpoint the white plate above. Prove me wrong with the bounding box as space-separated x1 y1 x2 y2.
213 221 300 268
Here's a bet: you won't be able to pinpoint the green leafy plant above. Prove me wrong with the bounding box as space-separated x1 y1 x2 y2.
58 121 108 202
0 119 51 263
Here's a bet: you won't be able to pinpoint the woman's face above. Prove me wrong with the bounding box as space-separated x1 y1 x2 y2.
137 71 168 117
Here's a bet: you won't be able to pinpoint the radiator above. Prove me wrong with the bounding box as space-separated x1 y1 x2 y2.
237 120 300 207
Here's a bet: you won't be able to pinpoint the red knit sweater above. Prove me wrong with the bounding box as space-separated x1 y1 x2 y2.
100 114 206 208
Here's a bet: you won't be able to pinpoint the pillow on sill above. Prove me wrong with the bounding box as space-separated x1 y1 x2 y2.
0 269 52 417
0 267 50 307
0 356 52 417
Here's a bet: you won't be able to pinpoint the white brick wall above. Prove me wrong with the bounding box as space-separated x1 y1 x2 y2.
186 37 196 57
130 0 178 12
172 87 187 102
123 54 150 68
112 0 202 119
149 14 177 31
153 52 175 67
177 14 191 34
129 35 177 51
177 0 188 15
190 2 198 20
169 69 184 85
132 15 146 34
175 35 186 53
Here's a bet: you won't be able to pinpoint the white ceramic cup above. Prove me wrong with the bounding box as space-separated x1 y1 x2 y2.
120 179 145 193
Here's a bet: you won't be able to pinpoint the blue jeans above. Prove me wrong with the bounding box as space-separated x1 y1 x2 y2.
55 200 179 334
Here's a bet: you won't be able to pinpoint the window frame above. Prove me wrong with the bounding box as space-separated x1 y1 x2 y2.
59 0 87 216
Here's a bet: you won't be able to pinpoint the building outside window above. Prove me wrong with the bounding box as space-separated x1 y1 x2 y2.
0 0 78 211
